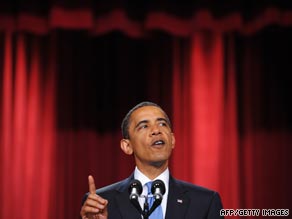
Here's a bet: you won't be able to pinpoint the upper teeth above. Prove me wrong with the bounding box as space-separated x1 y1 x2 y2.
154 140 163 145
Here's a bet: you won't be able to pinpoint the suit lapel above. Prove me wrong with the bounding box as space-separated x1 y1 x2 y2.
165 176 190 219
114 174 142 219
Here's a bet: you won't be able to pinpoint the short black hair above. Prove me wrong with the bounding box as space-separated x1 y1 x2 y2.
121 101 172 139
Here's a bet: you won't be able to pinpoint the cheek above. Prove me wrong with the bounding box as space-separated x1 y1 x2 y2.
130 139 145 152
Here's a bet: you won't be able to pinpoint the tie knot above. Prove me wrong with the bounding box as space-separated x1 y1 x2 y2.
146 181 152 195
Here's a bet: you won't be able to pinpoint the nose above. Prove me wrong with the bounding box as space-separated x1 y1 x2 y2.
151 124 161 136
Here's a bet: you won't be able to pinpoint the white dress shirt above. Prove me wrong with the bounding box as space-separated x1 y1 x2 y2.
134 166 169 219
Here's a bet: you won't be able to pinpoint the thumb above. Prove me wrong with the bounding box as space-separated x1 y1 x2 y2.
88 175 96 194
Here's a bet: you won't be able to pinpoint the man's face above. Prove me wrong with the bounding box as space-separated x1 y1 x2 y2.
122 106 175 168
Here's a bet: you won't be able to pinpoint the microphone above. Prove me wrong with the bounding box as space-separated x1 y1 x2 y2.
148 179 166 215
128 179 143 213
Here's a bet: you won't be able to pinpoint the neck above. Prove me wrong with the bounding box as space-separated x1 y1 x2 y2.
136 161 168 180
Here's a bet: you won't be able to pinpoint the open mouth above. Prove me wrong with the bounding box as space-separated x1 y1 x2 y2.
152 140 165 146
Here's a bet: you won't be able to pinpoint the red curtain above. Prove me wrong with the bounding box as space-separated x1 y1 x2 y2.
1 2 292 36
171 32 240 210
171 30 292 217
0 32 56 218
238 35 292 210
1 3 292 219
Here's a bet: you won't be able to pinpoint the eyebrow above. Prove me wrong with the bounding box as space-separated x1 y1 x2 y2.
134 120 148 129
134 117 169 129
157 117 169 125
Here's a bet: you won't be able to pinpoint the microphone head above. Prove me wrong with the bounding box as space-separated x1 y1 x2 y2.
151 179 166 197
148 179 165 216
128 179 142 200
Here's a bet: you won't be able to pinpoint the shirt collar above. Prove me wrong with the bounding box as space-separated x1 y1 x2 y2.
134 166 169 189
134 166 169 218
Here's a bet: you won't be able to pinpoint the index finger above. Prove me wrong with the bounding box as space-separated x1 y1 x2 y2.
88 175 96 194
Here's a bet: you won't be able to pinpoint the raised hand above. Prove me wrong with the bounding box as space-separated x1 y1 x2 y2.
80 175 108 219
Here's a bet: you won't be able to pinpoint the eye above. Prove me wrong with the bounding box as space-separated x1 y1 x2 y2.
159 122 167 127
138 124 148 130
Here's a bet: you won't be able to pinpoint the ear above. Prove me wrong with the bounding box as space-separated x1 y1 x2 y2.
120 139 133 155
171 133 175 149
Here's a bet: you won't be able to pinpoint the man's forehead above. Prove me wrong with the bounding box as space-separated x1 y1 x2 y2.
130 106 166 123
132 106 165 118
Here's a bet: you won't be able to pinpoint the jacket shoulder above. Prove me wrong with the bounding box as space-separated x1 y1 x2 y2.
175 179 216 192
171 178 222 204
81 177 130 204
169 178 224 218
96 180 126 194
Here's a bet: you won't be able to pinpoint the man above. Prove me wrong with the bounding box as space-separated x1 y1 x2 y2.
80 101 224 219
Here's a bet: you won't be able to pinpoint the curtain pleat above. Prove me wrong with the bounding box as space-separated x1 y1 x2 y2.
0 22 291 219
0 33 56 219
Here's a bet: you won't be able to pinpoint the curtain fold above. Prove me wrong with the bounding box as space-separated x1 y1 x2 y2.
0 11 291 219
1 31 13 219
171 32 240 211
237 29 292 210
171 28 292 217
0 32 56 219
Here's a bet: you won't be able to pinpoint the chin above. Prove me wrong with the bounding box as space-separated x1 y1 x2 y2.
150 159 167 168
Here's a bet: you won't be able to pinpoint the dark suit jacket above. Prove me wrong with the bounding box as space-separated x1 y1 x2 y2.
82 174 224 219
